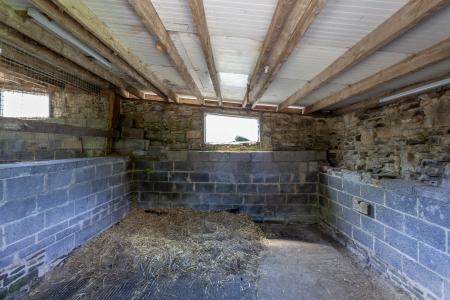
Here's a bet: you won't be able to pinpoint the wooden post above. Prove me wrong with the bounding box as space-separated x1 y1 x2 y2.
106 89 120 154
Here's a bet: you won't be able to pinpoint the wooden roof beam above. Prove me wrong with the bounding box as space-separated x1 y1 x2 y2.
278 0 450 111
0 1 144 97
52 0 177 101
303 38 450 113
128 0 205 103
188 0 222 105
30 0 163 97
244 0 327 108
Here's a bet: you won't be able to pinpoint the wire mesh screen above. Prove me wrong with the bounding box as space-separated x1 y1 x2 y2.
0 40 102 96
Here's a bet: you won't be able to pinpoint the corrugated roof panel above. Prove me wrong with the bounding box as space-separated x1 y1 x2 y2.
204 0 277 42
383 5 450 54
328 59 450 110
277 45 346 80
82 0 189 90
212 36 260 75
261 0 409 103
301 0 408 49
203 0 277 100
152 0 197 33
170 32 215 97
297 82 348 106
259 78 308 104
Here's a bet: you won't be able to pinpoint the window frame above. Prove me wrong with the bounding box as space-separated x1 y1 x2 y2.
0 89 51 120
203 112 261 145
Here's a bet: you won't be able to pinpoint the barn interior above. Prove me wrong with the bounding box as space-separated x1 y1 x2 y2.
0 0 449 299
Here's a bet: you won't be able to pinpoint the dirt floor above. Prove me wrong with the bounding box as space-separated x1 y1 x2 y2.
24 210 409 300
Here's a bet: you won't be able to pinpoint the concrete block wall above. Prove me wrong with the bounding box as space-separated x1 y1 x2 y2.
132 151 326 223
318 167 450 300
0 157 131 298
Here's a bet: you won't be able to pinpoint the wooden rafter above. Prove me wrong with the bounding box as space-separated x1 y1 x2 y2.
0 1 145 96
128 0 205 103
303 38 450 113
278 0 450 111
244 0 327 108
188 0 222 105
52 0 177 101
30 0 163 97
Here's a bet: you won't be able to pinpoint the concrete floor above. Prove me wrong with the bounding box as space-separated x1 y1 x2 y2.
27 224 408 300
257 224 408 300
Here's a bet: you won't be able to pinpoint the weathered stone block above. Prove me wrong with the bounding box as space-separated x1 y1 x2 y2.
169 172 188 182
6 175 44 201
405 216 446 251
361 215 384 239
385 191 417 216
403 257 443 299
375 205 404 231
5 214 44 244
353 227 373 250
195 183 215 193
258 184 279 194
374 239 402 270
45 202 75 227
385 227 418 259
189 172 209 182
209 152 230 162
251 152 272 162
47 170 73 191
174 183 194 193
418 197 450 228
121 128 144 139
419 243 450 280
0 198 36 225
216 183 236 193
229 152 251 162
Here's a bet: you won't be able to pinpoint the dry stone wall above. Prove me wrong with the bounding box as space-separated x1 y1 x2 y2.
115 100 329 154
326 90 450 187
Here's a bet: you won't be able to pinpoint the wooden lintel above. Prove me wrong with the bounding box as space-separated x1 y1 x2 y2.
279 0 450 111
0 116 113 137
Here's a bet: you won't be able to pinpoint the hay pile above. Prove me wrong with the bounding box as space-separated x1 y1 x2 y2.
30 207 266 298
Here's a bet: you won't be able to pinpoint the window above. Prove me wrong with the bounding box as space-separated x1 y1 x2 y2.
0 90 50 118
204 113 260 144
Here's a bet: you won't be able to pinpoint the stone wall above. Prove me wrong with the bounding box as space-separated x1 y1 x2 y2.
318 166 450 300
0 89 110 162
115 100 329 155
131 151 326 223
0 157 130 298
326 90 450 187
